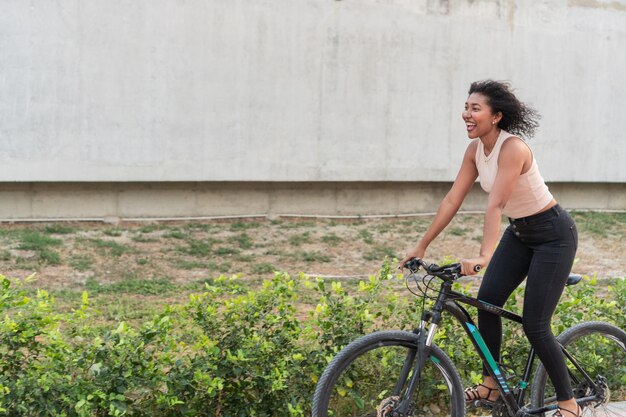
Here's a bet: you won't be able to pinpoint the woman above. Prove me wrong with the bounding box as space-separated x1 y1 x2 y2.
401 80 580 417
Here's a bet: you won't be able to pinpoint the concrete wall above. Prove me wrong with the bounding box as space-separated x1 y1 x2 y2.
1 182 624 221
1 0 625 185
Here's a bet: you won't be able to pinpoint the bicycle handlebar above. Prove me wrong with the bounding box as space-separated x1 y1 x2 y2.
403 258 481 280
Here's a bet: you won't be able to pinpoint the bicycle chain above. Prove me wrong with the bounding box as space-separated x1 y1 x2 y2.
375 396 416 417
376 396 399 417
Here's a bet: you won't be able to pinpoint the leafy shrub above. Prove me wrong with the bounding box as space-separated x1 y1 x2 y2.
0 267 623 416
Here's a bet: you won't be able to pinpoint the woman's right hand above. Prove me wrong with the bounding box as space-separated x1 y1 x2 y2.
399 246 426 270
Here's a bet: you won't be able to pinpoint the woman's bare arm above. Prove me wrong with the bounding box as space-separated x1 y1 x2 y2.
460 137 529 274
400 140 479 266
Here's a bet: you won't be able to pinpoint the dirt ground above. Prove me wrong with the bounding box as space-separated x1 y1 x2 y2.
0 211 624 291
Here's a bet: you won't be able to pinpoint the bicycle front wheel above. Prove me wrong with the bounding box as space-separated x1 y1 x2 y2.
531 321 626 417
312 330 465 417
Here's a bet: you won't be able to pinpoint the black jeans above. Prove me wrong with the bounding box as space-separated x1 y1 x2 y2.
477 204 578 401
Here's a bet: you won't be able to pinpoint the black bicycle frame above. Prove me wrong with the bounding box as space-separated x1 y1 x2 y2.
441 284 530 415
407 279 598 416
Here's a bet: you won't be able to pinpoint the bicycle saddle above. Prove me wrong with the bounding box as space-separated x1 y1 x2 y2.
565 274 583 286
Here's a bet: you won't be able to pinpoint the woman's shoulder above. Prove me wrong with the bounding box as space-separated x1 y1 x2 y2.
499 134 532 166
465 138 480 162
467 138 480 151
500 134 529 152
500 130 531 147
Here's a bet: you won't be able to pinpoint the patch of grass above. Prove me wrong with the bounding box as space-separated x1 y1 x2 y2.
4 214 623 320
184 223 213 232
289 232 311 246
448 227 468 236
131 235 159 243
69 254 94 272
103 228 123 237
14 257 39 270
139 225 160 233
163 230 186 239
177 239 215 257
0 229 21 239
176 260 214 270
301 251 331 263
572 212 626 236
399 219 429 232
364 246 397 261
214 247 240 256
358 229 374 244
230 221 262 231
175 259 231 273
39 249 61 265
229 233 253 249
263 248 286 256
44 224 76 235
17 231 63 265
18 231 62 251
279 221 316 229
182 277 249 293
253 263 276 274
461 215 480 225
321 233 342 246
373 222 397 234
215 262 231 273
85 277 176 296
278 222 302 229
48 288 82 303
91 239 132 257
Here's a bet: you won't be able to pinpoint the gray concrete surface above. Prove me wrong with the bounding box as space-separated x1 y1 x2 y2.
600 401 626 416
1 1 625 184
0 181 624 221
481 401 626 416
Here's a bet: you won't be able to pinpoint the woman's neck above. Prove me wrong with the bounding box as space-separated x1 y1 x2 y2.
480 128 501 155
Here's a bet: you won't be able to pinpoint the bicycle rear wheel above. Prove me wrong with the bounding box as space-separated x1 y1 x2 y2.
312 330 465 417
530 321 626 417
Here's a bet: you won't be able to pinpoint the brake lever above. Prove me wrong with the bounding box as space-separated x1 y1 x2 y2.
403 258 423 273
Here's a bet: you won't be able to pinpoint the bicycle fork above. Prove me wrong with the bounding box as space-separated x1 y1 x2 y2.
393 287 449 415
391 318 439 415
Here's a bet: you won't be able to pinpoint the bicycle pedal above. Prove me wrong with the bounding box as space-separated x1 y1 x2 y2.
474 400 494 409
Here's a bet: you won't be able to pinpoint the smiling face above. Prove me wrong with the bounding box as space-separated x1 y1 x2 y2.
462 93 501 139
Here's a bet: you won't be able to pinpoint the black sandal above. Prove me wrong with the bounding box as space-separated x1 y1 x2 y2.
554 404 581 417
463 383 499 404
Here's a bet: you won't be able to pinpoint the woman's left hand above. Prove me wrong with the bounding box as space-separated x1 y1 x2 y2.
460 255 489 275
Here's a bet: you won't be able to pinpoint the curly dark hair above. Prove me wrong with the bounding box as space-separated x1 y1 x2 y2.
468 80 541 139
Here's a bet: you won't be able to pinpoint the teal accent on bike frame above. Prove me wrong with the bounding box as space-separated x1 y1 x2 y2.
466 323 511 394
430 356 440 364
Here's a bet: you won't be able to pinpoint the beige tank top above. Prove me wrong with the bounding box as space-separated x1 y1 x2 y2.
475 130 554 219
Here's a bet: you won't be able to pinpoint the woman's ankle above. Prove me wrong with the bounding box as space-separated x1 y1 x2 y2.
482 376 497 390
556 398 580 417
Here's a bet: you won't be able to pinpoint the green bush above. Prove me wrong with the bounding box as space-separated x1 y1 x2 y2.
0 268 623 416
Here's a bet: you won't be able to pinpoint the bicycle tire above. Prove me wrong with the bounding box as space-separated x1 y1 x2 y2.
530 321 626 417
311 330 465 417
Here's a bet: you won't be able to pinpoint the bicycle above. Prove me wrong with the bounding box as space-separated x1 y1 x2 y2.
311 258 626 417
